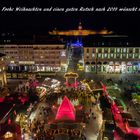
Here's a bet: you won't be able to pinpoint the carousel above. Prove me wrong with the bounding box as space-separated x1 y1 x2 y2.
64 72 79 88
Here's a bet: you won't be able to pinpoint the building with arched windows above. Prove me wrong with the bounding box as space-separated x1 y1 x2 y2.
49 23 140 74
83 36 140 73
1 26 140 74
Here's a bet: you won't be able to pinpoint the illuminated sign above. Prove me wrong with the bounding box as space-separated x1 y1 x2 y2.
45 128 82 137
19 61 35 64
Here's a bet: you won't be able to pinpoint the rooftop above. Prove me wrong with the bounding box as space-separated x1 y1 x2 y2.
0 35 65 45
82 35 140 47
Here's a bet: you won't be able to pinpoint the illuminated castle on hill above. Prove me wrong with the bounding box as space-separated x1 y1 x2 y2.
49 22 113 36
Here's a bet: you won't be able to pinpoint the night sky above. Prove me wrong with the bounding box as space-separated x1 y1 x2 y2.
0 0 140 36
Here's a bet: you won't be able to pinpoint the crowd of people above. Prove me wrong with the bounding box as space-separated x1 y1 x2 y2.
13 75 103 140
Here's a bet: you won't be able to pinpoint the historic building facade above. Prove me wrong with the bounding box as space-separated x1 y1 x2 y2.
0 44 68 73
1 28 140 74
84 46 140 73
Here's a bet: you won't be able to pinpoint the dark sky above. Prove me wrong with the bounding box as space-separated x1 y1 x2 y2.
0 0 140 36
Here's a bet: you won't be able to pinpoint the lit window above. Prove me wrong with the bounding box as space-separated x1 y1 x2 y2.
123 48 126 53
135 54 138 58
104 54 107 58
122 54 126 58
110 54 113 58
116 54 120 58
117 48 120 53
98 54 101 58
128 54 132 58
102 54 104 58
92 54 95 58
61 51 66 57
